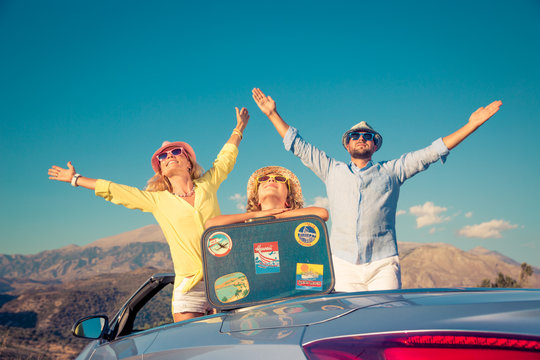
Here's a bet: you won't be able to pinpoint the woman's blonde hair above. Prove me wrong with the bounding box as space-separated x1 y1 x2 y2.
246 166 304 212
145 154 204 192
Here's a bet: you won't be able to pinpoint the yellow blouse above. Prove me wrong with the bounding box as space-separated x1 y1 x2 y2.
95 143 238 293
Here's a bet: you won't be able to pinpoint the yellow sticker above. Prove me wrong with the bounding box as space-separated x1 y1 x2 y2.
294 222 320 247
296 263 324 291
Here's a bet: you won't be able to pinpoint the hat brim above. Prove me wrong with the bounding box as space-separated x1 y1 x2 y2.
151 141 197 173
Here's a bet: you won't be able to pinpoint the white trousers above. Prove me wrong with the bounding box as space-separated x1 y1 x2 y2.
332 255 401 292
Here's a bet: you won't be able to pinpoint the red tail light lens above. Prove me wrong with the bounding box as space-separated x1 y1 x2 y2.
303 332 540 360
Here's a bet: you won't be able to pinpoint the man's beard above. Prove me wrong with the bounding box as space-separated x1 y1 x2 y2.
349 147 374 160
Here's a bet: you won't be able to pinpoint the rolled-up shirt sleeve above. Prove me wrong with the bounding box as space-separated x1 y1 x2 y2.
384 138 450 184
432 137 450 163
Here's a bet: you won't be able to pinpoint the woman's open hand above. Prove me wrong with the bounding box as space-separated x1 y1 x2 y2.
48 161 76 183
235 107 250 132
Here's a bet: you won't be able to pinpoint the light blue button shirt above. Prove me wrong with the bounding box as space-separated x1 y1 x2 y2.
284 126 449 264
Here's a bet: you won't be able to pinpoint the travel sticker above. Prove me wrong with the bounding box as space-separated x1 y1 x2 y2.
254 241 280 274
207 231 232 257
296 263 323 291
294 222 320 247
214 272 250 303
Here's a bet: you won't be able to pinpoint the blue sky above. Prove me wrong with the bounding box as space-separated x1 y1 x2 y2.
1 1 539 267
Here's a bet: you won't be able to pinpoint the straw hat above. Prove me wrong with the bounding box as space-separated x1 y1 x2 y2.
341 121 383 151
151 141 197 173
246 166 304 210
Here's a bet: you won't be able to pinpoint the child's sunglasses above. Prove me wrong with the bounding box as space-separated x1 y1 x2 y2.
257 175 290 192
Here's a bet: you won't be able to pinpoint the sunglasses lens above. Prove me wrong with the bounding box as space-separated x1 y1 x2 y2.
257 175 288 183
158 147 184 161
349 132 375 142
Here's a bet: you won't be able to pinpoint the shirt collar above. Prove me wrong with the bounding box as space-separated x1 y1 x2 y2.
350 160 374 173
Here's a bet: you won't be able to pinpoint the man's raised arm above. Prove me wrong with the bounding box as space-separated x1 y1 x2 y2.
442 100 502 150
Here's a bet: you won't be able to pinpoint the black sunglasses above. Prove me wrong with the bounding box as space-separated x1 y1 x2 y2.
347 132 375 143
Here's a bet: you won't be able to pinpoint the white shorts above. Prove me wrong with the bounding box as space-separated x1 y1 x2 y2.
333 255 401 292
172 279 212 314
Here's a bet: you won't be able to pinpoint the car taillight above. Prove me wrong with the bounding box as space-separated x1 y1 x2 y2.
303 332 540 360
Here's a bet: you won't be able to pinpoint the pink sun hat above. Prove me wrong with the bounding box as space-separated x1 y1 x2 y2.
151 141 197 173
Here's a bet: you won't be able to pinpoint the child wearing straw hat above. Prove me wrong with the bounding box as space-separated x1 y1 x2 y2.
206 165 328 228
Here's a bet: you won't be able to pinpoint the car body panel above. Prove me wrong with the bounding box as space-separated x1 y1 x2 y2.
80 331 158 360
221 296 358 333
73 274 540 360
302 289 540 344
144 316 307 359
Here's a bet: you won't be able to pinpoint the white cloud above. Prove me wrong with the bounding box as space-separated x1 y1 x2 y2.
229 193 246 211
465 211 473 218
308 196 329 209
396 210 406 216
457 219 518 239
409 201 451 228
427 226 445 234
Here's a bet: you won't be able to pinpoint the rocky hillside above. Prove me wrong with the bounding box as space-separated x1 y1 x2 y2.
0 225 172 284
0 224 537 288
400 242 540 288
0 267 162 359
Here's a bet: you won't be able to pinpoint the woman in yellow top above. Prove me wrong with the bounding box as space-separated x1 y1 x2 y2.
48 107 250 322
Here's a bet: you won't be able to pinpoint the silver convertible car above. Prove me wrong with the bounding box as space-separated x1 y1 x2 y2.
72 273 540 359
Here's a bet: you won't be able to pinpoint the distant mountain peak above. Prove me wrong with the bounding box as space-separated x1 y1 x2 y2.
469 246 491 253
468 246 520 266
83 224 166 250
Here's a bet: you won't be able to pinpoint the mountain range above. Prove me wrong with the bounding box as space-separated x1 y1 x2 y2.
0 225 171 286
1 224 538 288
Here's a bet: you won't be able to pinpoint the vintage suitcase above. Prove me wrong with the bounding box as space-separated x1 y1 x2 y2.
201 215 334 310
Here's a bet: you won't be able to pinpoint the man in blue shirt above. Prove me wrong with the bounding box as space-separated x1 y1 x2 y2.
252 88 502 291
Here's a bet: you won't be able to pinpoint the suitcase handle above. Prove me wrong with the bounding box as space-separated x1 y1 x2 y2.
245 215 276 223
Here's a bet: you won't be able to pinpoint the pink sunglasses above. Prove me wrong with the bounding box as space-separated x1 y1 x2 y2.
157 147 185 162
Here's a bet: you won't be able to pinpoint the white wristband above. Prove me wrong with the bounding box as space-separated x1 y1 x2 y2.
71 173 82 187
